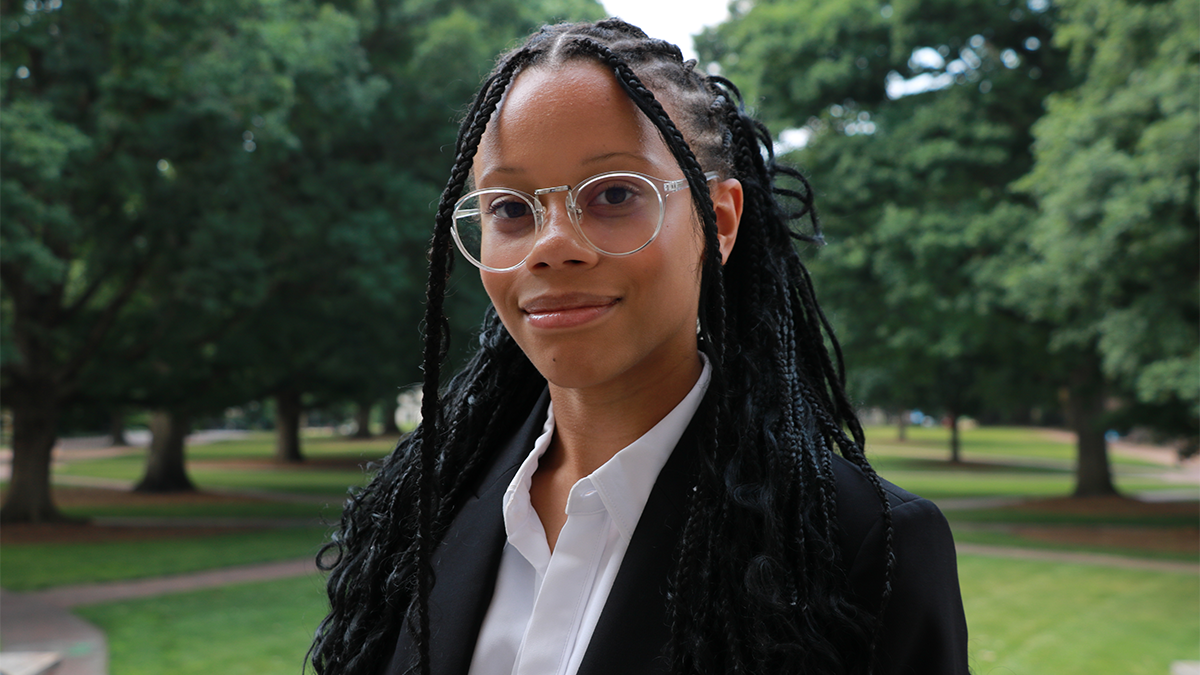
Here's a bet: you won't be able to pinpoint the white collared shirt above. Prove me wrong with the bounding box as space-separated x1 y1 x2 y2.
467 356 711 675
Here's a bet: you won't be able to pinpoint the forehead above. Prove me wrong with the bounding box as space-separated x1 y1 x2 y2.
474 60 678 182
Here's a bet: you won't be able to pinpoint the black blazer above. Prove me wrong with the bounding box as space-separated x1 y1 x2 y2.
386 393 969 675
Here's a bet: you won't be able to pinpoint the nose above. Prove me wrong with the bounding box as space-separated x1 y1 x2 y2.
525 193 597 270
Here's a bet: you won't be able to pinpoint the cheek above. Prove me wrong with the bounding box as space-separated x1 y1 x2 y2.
638 245 703 318
657 222 706 296
481 273 516 322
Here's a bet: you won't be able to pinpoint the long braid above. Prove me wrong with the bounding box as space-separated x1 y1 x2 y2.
409 54 531 675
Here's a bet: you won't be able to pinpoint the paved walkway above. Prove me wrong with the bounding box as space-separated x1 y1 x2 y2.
31 558 319 608
1 590 107 675
1 558 319 675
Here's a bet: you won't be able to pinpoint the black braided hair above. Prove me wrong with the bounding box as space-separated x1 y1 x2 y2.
308 18 895 675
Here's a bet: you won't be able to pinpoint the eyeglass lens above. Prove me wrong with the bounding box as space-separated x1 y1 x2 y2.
453 173 664 270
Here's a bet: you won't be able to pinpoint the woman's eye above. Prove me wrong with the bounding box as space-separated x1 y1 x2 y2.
487 198 532 220
586 181 643 209
596 186 633 205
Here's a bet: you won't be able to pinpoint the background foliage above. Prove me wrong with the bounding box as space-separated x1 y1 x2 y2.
698 0 1198 488
1 0 1195 520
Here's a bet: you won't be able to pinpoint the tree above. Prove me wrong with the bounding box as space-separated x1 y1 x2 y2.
134 410 195 492
232 0 608 459
698 0 1065 461
1007 0 1199 494
0 0 371 519
2 0 609 518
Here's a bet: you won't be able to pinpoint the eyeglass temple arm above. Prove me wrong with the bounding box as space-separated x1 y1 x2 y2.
664 171 721 193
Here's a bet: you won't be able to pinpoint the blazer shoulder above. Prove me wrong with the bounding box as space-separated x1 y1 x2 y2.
830 453 947 557
830 454 970 675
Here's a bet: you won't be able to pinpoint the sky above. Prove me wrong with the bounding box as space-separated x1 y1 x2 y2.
599 0 732 61
597 0 813 151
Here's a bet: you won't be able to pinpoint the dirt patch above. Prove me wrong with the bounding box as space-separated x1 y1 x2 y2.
34 485 278 509
0 486 283 545
1002 496 1198 554
1013 495 1199 518
200 456 381 471
1011 524 1199 554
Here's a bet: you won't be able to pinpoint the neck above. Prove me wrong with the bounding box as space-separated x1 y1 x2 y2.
545 350 703 479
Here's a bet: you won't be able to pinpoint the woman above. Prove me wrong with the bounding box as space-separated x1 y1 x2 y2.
310 18 969 675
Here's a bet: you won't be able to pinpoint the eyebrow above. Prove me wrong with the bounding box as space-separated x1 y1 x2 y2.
581 151 649 166
481 151 653 179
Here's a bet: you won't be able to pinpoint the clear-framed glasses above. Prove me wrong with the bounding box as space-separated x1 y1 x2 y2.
451 170 719 272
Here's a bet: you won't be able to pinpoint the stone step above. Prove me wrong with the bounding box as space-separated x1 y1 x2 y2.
0 652 63 675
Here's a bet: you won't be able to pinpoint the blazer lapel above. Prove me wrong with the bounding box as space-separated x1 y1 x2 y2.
575 415 701 675
386 390 550 675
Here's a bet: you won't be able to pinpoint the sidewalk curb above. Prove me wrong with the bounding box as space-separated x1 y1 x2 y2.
0 590 107 675
33 558 321 608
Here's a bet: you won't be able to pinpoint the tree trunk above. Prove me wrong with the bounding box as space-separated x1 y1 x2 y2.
1 386 69 523
109 409 129 446
1065 360 1118 497
275 389 304 463
135 410 195 492
948 412 961 463
382 397 400 435
897 411 909 441
352 400 373 439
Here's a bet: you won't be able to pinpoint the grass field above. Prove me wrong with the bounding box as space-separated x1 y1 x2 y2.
1 526 330 591
960 555 1199 675
3 425 1196 674
76 576 327 675
51 432 395 498
68 554 1200 675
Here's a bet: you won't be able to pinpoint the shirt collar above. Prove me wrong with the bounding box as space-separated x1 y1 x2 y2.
589 355 710 540
502 353 711 545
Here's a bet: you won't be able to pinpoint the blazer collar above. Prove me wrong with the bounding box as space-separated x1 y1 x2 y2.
576 411 700 675
386 389 550 675
387 389 702 675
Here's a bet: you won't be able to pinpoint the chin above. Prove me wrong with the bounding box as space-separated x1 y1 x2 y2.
530 353 618 391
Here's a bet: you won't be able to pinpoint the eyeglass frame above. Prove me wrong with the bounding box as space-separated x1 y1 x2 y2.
450 169 720 272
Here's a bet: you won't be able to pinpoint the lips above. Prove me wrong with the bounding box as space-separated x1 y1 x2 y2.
520 293 619 329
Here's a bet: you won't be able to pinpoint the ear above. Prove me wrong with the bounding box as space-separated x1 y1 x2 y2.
711 178 743 264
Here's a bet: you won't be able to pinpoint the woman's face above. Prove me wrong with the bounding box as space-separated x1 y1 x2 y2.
474 60 739 396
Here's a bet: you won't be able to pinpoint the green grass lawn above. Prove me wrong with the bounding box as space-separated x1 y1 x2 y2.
59 499 341 520
862 424 1181 501
864 424 1164 468
71 553 1199 675
880 470 1173 501
11 424 1195 674
76 575 328 675
53 432 395 497
950 527 1198 562
960 554 1199 675
1 526 331 590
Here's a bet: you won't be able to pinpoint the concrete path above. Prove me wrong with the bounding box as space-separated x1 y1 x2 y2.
32 558 319 609
0 558 319 675
0 590 106 675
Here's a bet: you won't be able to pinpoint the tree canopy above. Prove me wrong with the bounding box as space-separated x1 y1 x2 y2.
1009 0 1199 445
1 0 604 520
698 0 1197 487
